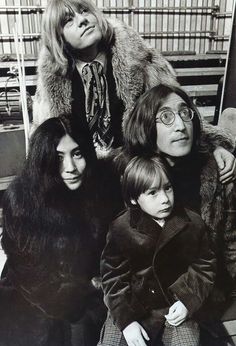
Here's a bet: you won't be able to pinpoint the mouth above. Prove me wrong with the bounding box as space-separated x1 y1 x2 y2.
81 25 95 37
172 137 189 143
159 207 171 213
64 176 81 183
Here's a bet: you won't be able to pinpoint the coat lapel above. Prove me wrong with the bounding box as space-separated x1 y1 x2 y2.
155 209 191 253
130 208 162 240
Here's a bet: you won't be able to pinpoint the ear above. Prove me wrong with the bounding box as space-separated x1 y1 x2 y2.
130 199 137 205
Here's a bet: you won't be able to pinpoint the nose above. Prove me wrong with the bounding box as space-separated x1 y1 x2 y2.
159 191 169 204
64 156 76 173
173 113 185 131
75 12 88 27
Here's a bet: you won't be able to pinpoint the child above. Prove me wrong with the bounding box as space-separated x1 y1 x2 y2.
99 156 216 346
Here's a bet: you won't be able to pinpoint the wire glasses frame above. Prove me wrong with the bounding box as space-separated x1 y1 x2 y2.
156 107 194 126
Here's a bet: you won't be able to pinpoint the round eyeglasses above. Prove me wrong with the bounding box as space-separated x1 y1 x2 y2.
156 107 194 126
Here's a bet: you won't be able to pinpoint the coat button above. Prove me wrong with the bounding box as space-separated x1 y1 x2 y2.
150 289 155 294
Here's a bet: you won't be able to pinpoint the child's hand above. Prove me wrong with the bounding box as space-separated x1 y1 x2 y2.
123 321 150 346
165 301 188 326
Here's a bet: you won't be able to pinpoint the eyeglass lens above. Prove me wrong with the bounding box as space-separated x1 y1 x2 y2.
160 108 193 125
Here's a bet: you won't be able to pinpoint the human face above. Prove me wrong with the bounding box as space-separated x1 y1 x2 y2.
57 134 86 190
62 8 102 60
136 173 174 221
156 93 194 164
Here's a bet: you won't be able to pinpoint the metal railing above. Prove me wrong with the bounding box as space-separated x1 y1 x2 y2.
0 1 233 57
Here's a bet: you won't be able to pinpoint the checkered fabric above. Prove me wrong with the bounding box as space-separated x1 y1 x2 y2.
97 314 128 346
97 314 200 346
162 320 200 346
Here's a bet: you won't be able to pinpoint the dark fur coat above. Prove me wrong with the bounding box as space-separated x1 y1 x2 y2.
168 149 236 290
0 171 114 345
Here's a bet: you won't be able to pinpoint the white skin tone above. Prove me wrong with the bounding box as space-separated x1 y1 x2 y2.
213 146 236 183
57 134 86 191
157 93 236 184
132 172 174 222
62 9 236 178
62 7 102 62
155 93 193 166
62 10 235 180
155 93 236 183
125 173 187 345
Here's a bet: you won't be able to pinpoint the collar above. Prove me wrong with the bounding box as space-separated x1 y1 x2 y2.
153 218 165 227
130 207 191 243
129 208 163 239
156 207 191 252
76 51 107 76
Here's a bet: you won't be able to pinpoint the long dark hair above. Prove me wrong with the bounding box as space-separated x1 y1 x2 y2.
2 115 98 253
23 115 96 201
124 84 202 157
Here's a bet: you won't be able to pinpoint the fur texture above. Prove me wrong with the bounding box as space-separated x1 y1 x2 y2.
32 19 177 129
200 154 236 281
33 19 235 153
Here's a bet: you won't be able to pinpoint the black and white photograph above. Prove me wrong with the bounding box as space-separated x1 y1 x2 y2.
0 0 236 345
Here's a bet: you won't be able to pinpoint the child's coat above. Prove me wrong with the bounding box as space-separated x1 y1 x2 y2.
101 207 216 340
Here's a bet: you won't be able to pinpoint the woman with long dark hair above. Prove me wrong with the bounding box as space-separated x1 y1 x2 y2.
0 116 110 345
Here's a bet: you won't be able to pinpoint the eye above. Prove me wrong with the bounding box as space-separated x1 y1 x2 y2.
73 150 82 159
80 7 89 15
179 107 193 120
57 153 64 162
165 184 173 192
147 189 157 196
63 15 74 26
160 110 174 125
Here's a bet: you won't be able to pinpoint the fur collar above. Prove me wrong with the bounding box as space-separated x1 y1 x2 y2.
34 19 177 129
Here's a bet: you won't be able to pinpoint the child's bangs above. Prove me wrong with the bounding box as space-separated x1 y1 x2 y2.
134 161 163 196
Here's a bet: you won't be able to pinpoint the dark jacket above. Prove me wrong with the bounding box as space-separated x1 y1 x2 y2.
101 207 216 339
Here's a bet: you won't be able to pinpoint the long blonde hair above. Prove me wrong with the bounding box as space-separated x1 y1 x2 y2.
41 0 113 75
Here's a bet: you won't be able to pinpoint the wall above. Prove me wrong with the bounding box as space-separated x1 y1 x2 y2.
0 0 234 57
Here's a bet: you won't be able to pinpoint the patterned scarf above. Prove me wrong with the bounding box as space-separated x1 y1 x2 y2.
82 61 113 155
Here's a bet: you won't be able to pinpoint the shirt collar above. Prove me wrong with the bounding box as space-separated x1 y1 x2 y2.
153 218 165 228
76 52 107 76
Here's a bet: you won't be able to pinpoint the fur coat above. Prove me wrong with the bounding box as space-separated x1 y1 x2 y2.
32 19 235 152
168 145 236 287
33 19 176 129
199 153 236 285
0 176 111 345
